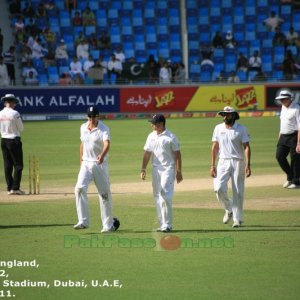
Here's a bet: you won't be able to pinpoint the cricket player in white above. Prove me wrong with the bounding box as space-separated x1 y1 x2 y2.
74 106 119 232
140 114 183 232
210 106 251 228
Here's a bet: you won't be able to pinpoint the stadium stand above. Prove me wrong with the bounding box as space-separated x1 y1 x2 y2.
5 0 300 85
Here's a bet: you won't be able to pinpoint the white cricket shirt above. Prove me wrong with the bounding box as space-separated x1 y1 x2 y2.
212 123 250 160
80 121 110 162
144 129 180 167
0 107 24 138
279 101 300 134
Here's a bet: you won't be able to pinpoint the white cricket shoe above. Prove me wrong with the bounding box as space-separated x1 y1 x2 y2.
287 184 300 189
223 211 233 224
232 221 241 228
283 181 292 188
10 189 25 195
73 223 88 229
101 217 120 233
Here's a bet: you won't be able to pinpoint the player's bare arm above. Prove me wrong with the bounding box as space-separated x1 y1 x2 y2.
210 142 219 178
97 140 110 164
296 130 300 154
140 151 151 180
80 143 83 163
244 142 251 177
175 151 183 183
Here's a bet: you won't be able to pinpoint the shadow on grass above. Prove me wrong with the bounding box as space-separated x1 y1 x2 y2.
0 224 73 229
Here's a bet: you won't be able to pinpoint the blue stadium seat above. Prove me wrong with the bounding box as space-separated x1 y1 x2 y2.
210 7 221 16
48 74 59 85
59 66 69 75
38 74 48 86
222 0 232 8
123 0 133 9
89 0 99 10
200 71 212 82
236 70 247 82
85 26 96 36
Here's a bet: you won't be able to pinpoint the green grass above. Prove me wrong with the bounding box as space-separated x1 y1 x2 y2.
1 117 300 300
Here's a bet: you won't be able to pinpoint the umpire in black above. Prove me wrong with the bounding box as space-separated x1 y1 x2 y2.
0 94 25 195
275 89 300 189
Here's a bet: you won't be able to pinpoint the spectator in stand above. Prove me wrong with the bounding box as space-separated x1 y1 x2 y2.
3 46 16 86
114 47 126 64
75 31 86 48
236 52 248 72
0 28 3 54
66 0 76 11
273 27 287 47
174 63 186 83
83 54 95 75
107 54 122 83
263 11 284 32
31 38 48 59
282 50 297 81
76 39 89 60
20 45 33 68
286 26 299 46
44 0 56 11
159 62 171 85
88 59 104 84
55 39 69 64
22 1 35 18
88 33 98 50
201 54 214 68
146 54 159 84
9 0 21 17
42 27 57 54
24 70 38 85
200 45 214 60
212 31 224 49
69 56 85 80
215 70 227 83
248 50 262 72
227 70 240 83
14 16 25 44
59 72 72 85
25 18 40 38
99 31 111 50
225 30 236 49
252 70 268 82
72 11 82 26
36 3 46 19
98 55 108 79
73 73 84 85
21 60 38 84
0 56 9 87
82 6 96 26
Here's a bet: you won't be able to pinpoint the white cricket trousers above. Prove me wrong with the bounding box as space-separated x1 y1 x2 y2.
74 161 113 230
152 166 175 229
214 158 245 223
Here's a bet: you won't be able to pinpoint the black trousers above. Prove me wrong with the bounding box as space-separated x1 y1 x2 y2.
276 131 300 185
1 138 23 191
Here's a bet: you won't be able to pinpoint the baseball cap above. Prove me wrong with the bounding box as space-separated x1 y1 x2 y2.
218 106 240 120
275 89 293 101
148 114 166 124
1 94 20 104
86 106 99 116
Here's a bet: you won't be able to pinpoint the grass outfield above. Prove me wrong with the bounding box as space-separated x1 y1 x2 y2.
0 117 300 300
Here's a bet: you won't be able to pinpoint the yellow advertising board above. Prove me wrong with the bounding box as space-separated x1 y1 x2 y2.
186 85 265 111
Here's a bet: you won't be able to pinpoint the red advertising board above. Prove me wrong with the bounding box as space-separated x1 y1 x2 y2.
120 87 198 112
